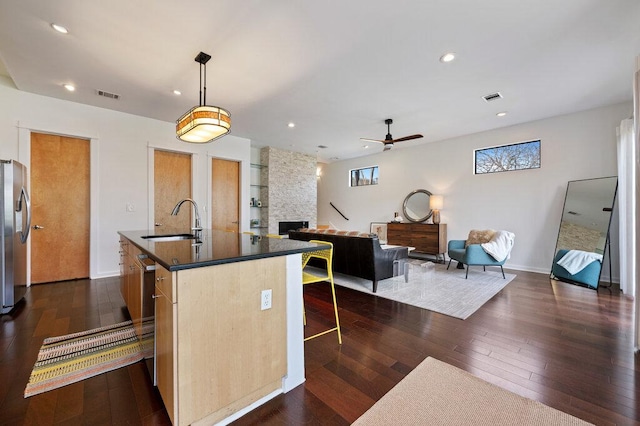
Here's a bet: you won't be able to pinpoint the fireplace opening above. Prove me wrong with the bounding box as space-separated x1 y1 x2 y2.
279 221 309 235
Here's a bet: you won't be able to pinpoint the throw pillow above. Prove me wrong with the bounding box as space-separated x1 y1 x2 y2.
465 229 496 247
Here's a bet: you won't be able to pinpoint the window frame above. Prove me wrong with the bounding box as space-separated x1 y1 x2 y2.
473 139 541 175
349 165 379 187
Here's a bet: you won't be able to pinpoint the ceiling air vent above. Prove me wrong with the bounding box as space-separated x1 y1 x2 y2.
482 92 502 102
96 89 120 100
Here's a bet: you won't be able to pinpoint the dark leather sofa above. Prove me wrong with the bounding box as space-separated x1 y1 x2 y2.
288 229 409 293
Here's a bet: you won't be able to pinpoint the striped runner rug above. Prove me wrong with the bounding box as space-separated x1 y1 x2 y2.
24 319 153 398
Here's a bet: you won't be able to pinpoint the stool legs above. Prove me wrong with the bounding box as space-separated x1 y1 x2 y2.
329 279 342 344
303 278 342 344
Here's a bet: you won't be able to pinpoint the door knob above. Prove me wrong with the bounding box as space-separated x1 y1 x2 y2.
33 225 44 230
154 223 162 227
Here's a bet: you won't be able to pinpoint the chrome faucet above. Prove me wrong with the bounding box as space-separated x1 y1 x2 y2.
171 198 202 235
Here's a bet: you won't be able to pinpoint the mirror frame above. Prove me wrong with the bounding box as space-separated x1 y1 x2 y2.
402 189 433 223
550 176 617 289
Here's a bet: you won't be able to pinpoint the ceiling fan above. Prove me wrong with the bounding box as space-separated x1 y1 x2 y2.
360 118 423 151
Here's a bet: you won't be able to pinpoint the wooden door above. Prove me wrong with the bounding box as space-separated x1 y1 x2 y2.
211 158 239 232
30 132 90 283
154 150 192 234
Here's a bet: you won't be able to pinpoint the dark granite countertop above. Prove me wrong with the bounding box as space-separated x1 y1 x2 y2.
118 229 325 272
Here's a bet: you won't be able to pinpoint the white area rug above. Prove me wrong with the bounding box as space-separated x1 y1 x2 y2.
320 261 515 320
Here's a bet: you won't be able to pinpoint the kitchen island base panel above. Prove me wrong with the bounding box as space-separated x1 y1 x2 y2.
175 257 287 425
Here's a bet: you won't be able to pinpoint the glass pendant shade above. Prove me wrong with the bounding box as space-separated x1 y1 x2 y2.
176 105 231 143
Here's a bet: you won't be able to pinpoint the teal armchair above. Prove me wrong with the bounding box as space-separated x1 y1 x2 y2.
447 240 507 279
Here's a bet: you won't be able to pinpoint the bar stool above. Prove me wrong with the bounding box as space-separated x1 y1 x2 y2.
301 240 342 344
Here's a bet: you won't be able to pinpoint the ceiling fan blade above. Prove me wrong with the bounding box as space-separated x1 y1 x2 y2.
360 138 385 144
391 134 424 143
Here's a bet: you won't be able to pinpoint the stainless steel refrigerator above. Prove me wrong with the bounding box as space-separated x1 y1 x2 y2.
1 159 31 314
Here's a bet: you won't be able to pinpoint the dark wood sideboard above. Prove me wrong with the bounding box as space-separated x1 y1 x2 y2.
387 223 447 260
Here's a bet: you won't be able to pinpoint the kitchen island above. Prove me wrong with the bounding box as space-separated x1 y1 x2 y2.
118 229 322 426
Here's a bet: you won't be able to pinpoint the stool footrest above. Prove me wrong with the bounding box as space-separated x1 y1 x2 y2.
304 327 340 342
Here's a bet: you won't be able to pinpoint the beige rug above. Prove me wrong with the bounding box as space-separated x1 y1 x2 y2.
313 262 515 319
354 357 591 425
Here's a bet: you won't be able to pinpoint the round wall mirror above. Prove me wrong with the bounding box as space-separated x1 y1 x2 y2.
403 189 432 223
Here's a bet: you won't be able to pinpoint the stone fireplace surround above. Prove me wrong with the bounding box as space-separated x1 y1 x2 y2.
261 147 317 236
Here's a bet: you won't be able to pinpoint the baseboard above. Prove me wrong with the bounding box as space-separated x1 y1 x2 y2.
90 271 120 280
440 257 551 276
502 264 551 275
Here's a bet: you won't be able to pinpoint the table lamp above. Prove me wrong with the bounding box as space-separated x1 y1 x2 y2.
430 195 444 224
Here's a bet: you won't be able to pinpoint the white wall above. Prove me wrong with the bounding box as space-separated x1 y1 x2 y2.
318 102 631 274
0 76 251 279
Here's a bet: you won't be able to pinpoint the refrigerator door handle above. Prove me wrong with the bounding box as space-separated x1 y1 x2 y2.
18 186 31 244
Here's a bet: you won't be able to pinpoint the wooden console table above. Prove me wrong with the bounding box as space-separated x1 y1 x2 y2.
387 223 447 261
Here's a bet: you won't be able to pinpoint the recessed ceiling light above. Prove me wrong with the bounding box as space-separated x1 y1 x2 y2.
288 122 295 128
63 84 75 92
51 23 68 34
363 145 369 149
173 90 181 95
496 111 507 117
439 52 455 63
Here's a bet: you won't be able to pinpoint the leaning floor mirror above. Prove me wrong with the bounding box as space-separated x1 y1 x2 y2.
550 176 617 290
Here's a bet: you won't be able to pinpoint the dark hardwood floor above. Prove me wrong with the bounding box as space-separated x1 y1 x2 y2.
0 271 637 425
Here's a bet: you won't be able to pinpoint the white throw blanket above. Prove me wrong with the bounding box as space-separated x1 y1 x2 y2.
481 230 515 262
556 250 602 275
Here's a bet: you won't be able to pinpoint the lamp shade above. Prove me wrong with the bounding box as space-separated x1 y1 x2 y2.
430 195 444 210
176 105 231 143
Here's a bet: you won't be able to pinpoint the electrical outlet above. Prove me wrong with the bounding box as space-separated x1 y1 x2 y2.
261 289 272 310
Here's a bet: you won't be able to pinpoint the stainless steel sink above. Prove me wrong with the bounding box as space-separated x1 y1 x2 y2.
141 233 197 242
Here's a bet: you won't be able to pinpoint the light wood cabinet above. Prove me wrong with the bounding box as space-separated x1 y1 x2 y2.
154 265 176 423
119 238 128 301
119 239 145 337
119 238 132 307
154 257 287 426
128 252 143 333
387 223 447 258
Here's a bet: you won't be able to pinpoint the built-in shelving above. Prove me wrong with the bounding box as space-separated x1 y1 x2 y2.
250 162 268 235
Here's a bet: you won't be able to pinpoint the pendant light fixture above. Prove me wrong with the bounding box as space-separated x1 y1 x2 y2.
176 51 231 143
